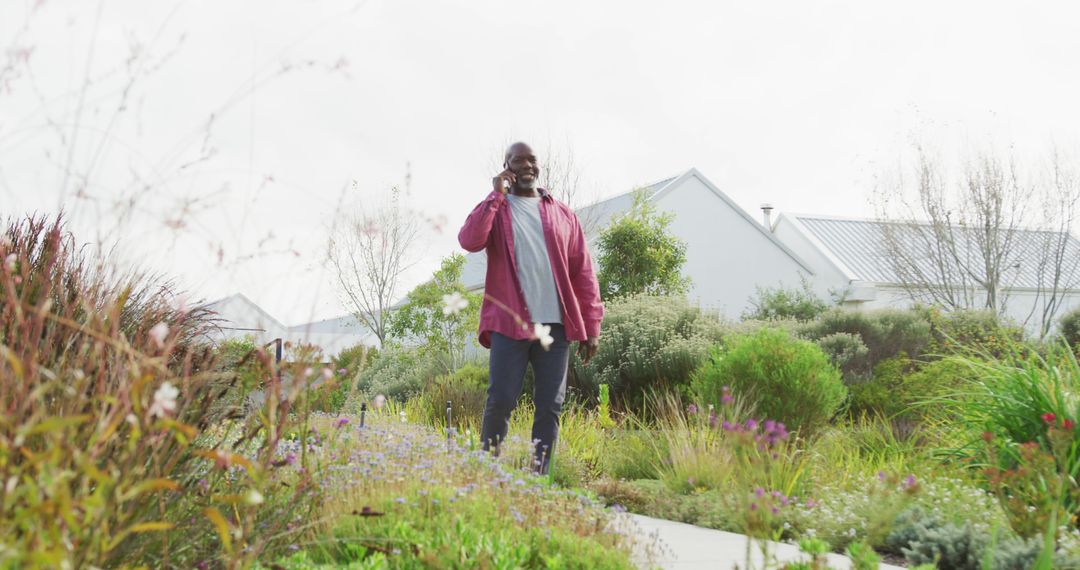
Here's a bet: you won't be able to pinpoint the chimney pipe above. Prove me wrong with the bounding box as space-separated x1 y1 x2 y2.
760 203 774 231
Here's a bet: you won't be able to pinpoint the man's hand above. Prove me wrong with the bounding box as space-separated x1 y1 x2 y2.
492 169 516 194
578 336 599 364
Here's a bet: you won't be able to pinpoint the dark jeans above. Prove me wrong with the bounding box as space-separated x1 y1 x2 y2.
480 325 569 474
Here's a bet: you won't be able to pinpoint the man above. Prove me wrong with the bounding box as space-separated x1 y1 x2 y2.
458 142 603 474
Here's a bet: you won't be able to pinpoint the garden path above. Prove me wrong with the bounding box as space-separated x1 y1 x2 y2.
627 514 906 570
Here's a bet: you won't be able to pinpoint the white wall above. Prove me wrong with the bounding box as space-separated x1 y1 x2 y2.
653 174 813 319
770 215 852 300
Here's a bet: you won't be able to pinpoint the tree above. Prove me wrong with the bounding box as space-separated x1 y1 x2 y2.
327 187 420 345
387 253 481 371
874 145 1080 337
596 190 689 300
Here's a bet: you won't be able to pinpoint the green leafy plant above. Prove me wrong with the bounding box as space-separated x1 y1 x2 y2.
420 362 489 429
743 279 831 322
387 253 481 371
692 328 846 435
572 294 726 408
798 308 932 384
596 190 689 300
1061 306 1080 353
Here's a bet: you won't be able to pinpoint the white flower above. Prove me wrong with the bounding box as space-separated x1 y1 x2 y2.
442 292 468 316
4 253 16 272
399 410 407 423
148 322 169 348
148 382 179 418
321 367 333 380
533 323 554 350
245 489 264 505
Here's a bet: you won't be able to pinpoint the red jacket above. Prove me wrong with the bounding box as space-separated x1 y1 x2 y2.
458 188 604 348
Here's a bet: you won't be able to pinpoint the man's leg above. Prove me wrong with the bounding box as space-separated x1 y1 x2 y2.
479 332 530 453
529 324 570 474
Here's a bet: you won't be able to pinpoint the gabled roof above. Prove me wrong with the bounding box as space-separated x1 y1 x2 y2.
785 214 1080 289
203 292 286 331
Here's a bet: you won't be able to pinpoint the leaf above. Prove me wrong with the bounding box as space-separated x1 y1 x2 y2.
203 507 232 551
127 521 174 533
22 414 92 435
121 478 180 501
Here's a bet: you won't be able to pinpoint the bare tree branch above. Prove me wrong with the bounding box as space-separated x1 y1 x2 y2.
326 187 420 345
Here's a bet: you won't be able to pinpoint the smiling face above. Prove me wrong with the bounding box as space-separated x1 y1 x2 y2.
504 142 540 191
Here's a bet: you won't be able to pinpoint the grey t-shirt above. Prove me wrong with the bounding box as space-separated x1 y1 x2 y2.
506 194 562 324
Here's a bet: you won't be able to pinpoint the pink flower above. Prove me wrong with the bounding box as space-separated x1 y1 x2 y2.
1064 419 1076 431
1043 412 1057 425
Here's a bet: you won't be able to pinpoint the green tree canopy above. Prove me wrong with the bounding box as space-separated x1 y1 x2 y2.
596 191 689 300
387 253 481 371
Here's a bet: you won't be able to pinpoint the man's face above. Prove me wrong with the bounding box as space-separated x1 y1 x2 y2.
505 144 539 190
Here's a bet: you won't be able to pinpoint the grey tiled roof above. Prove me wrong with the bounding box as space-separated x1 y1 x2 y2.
795 216 1080 289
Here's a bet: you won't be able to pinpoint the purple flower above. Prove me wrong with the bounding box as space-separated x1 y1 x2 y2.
745 418 759 431
749 502 758 511
721 420 733 431
904 474 917 489
754 487 765 498
687 403 699 415
708 410 719 429
335 417 350 429
337 368 347 375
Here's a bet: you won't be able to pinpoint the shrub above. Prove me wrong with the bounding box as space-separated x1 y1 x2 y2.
814 332 869 375
848 356 976 421
207 336 272 421
420 362 489 429
884 507 1069 570
799 308 932 383
357 346 441 402
573 294 726 409
925 307 1026 358
1061 306 1080 352
691 327 846 434
742 280 830 322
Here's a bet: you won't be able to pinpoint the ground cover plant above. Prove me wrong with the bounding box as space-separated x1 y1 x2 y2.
260 409 642 569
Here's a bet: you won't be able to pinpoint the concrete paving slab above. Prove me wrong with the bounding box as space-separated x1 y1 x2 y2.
625 514 906 570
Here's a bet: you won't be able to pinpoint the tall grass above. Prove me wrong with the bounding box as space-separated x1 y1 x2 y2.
0 215 322 568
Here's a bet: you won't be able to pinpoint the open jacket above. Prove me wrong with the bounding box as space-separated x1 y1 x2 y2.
457 188 604 348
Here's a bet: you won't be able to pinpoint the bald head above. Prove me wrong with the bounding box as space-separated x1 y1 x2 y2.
503 142 540 193
504 142 534 166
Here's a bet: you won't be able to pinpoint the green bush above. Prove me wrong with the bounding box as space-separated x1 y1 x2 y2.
742 280 830 322
848 356 976 422
691 327 846 434
799 308 932 383
209 336 271 420
884 507 1071 569
925 307 1025 358
1060 306 1080 352
420 362 490 429
357 346 442 402
573 294 726 409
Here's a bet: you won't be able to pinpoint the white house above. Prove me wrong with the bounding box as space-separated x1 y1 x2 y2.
771 213 1080 334
202 293 376 359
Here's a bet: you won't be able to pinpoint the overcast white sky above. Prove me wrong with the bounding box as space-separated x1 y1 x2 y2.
3 0 1080 325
